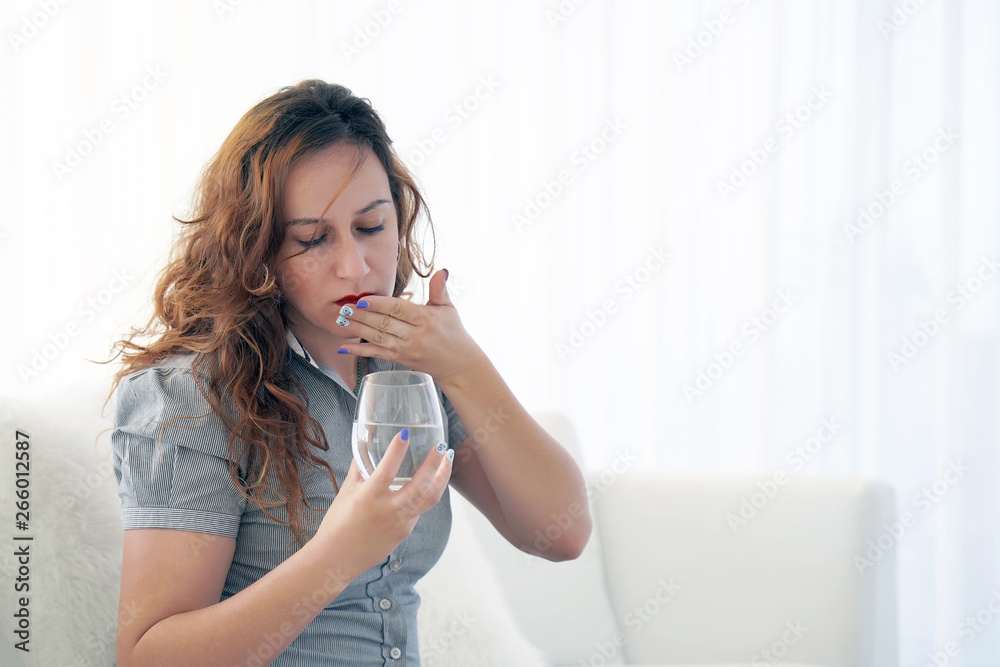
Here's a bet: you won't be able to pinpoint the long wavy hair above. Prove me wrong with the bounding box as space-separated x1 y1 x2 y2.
111 80 435 545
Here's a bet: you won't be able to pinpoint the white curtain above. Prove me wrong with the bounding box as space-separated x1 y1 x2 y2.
3 0 997 663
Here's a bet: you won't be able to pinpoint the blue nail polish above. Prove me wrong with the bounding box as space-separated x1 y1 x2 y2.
337 348 349 354
337 315 349 327
436 441 447 454
339 305 354 317
357 299 369 309
446 449 455 462
400 428 410 441
443 268 449 282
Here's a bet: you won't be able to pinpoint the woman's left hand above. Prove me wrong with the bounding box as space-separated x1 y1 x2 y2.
335 269 486 384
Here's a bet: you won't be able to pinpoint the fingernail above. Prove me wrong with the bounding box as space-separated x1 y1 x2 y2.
436 441 447 454
339 305 354 317
446 449 455 462
400 428 410 441
357 299 369 309
337 316 349 327
337 348 349 354
443 268 449 282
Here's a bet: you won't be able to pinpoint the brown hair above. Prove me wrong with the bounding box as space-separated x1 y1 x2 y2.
111 80 434 545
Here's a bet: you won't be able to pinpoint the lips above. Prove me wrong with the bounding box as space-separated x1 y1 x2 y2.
335 292 374 306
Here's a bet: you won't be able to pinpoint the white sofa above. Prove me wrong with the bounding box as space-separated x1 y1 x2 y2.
0 390 898 666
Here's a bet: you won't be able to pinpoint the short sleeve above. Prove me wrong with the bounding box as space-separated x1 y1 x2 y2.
439 390 469 449
112 365 247 537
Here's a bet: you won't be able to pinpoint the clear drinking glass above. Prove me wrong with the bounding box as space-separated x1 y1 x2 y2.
352 370 445 491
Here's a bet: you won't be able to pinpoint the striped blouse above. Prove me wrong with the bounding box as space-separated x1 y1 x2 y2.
111 337 468 666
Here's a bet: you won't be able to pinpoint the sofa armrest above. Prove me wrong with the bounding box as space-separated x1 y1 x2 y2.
593 473 898 667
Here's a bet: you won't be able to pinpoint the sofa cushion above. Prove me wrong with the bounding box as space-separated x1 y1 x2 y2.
460 412 627 665
415 496 548 666
594 472 897 666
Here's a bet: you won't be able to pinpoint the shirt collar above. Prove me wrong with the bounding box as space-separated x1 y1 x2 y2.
285 327 395 393
285 327 320 369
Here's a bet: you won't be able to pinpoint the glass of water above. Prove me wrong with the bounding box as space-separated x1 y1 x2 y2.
352 370 445 491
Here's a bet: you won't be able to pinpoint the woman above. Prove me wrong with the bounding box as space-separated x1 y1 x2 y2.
111 79 590 666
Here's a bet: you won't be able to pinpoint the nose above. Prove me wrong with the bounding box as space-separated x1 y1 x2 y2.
331 236 368 281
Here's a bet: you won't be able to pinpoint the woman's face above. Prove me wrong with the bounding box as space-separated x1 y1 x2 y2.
278 143 399 347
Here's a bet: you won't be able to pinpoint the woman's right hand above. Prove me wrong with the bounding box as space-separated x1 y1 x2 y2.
316 430 454 575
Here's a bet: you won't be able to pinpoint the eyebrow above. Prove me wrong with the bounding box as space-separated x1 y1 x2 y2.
286 198 391 226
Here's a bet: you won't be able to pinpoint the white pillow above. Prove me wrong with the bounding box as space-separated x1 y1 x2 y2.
416 495 549 666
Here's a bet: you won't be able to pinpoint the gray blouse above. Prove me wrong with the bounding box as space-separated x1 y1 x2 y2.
112 340 468 666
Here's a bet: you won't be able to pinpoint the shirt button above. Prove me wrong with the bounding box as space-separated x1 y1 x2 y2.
388 560 401 572
379 598 392 610
389 647 402 659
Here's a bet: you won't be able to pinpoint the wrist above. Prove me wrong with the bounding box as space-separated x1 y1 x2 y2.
308 522 367 587
435 348 495 396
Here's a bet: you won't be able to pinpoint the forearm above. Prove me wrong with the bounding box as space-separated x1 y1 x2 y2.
439 354 591 559
122 532 358 667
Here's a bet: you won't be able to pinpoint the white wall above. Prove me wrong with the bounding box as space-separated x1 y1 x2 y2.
2 0 998 663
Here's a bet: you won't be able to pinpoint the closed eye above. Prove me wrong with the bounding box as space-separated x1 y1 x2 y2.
296 223 384 248
298 234 327 248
